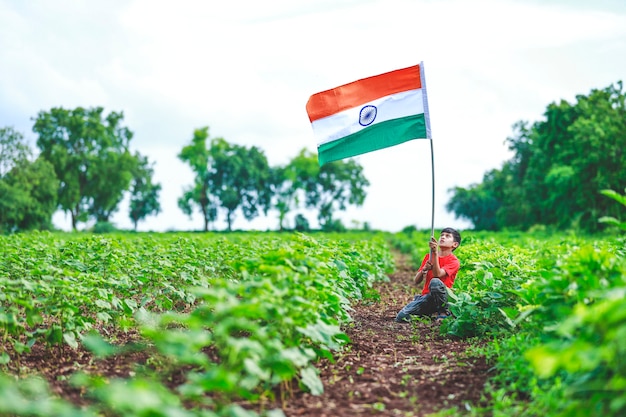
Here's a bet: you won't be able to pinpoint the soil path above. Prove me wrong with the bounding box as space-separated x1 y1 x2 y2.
274 251 490 416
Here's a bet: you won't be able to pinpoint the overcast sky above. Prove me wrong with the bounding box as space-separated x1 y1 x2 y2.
2 0 625 232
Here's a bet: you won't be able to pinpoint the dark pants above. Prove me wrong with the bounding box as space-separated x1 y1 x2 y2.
395 278 448 322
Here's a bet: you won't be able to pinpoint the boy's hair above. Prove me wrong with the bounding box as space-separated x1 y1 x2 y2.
441 227 461 249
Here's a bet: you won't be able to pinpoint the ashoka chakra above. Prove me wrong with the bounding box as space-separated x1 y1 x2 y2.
359 105 377 126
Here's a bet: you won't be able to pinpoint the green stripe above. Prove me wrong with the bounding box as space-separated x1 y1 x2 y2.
317 114 428 165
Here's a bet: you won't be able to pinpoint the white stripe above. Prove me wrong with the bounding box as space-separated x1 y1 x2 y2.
312 89 424 146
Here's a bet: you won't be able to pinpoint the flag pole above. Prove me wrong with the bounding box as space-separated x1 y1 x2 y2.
420 61 435 239
429 138 435 239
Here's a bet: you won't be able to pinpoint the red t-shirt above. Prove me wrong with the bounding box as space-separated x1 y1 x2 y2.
419 253 460 295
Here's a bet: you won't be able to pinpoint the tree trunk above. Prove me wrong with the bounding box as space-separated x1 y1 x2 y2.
70 207 78 231
226 211 233 232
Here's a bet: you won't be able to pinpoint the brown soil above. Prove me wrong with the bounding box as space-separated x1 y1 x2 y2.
2 251 490 416
270 251 490 416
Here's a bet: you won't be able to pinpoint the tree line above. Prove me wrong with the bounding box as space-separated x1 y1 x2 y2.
0 107 369 234
446 81 626 233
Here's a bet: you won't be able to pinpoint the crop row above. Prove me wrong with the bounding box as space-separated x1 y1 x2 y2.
0 231 394 416
390 229 626 416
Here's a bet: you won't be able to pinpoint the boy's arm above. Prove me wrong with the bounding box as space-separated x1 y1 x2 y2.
414 247 433 285
428 236 448 279
414 264 430 285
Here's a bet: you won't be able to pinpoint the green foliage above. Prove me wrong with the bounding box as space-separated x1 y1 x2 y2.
448 81 626 232
178 141 369 232
293 214 310 232
599 188 626 231
129 154 162 230
0 127 59 233
178 129 273 231
178 127 217 232
32 107 150 230
290 149 369 229
516 237 626 416
0 126 31 176
5 225 625 416
92 221 118 234
208 138 272 231
0 231 393 416
321 218 346 232
467 232 625 416
391 227 626 416
451 235 536 338
0 374 96 417
446 178 501 231
400 224 418 234
269 165 298 231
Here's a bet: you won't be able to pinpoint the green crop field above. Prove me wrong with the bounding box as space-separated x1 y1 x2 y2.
1 229 625 416
0 231 394 416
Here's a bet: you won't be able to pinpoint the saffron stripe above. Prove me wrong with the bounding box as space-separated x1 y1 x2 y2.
306 65 422 122
317 114 427 165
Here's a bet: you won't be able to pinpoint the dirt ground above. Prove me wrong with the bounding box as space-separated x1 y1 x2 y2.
269 252 490 416
2 252 490 416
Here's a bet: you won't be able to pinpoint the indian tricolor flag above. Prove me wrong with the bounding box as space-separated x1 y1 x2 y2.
306 63 431 166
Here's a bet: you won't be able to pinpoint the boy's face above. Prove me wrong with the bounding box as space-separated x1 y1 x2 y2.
438 231 459 250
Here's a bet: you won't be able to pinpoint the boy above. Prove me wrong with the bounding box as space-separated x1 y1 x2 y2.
395 227 462 322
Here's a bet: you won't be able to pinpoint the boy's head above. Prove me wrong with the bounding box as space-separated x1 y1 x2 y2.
441 227 461 251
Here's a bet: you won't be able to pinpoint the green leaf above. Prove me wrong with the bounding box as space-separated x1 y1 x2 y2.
25 310 43 327
123 298 138 314
81 332 118 358
95 299 111 309
96 312 112 323
300 366 323 395
497 307 516 328
525 345 559 378
46 327 63 345
63 332 79 349
280 347 313 368
220 404 258 417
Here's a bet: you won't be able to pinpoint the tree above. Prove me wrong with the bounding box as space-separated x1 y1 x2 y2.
209 138 272 231
291 149 369 230
0 127 58 233
129 154 162 231
446 183 499 231
178 130 273 232
0 127 30 177
512 83 626 231
447 81 626 231
269 165 294 231
269 160 304 231
178 127 218 231
88 149 137 223
33 107 138 230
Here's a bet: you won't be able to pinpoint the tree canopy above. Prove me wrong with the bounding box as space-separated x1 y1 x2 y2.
0 127 58 233
178 132 370 232
447 81 626 232
291 149 369 231
129 154 162 231
2 115 371 233
32 107 159 230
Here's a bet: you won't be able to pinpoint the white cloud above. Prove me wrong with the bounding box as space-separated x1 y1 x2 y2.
2 0 626 232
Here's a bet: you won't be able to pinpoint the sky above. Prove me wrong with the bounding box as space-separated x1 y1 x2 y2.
1 0 626 233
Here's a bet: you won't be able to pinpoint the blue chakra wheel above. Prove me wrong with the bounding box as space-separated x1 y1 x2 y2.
359 105 377 126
